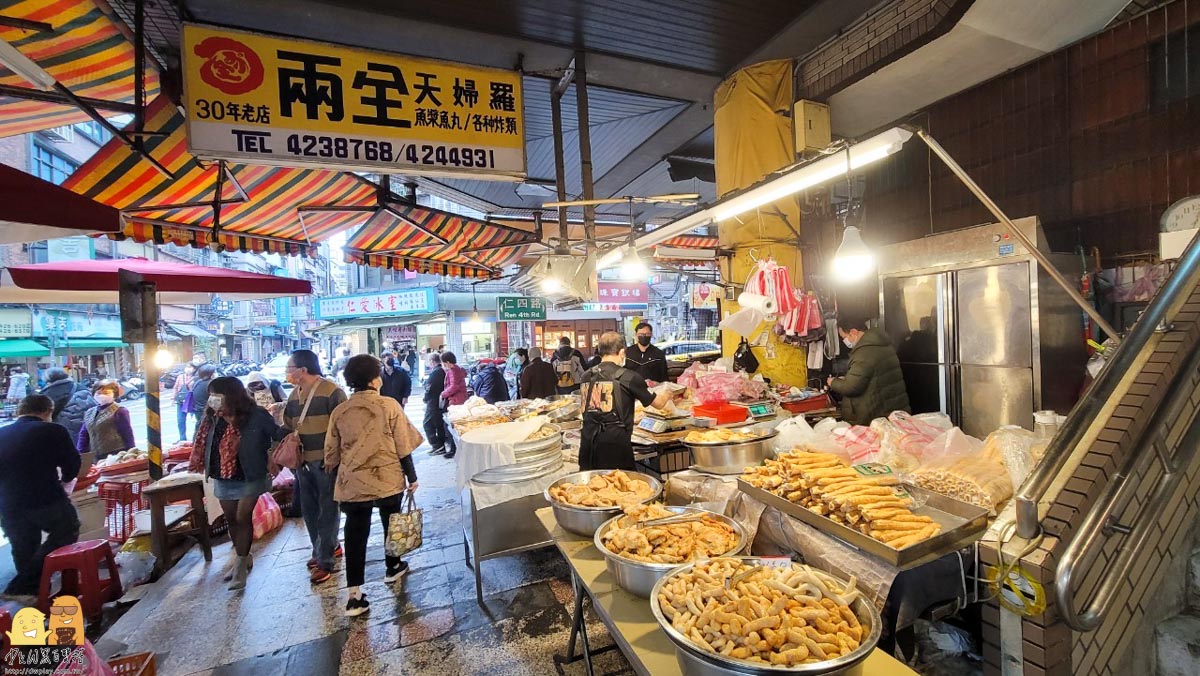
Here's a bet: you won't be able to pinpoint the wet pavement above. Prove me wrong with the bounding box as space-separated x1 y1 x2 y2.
95 402 635 676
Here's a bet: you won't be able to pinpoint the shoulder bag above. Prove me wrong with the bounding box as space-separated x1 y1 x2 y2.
385 492 423 557
272 385 318 470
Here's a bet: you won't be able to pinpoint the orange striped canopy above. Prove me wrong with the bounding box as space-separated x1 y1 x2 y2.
0 0 160 137
345 203 539 279
63 96 377 256
660 236 718 249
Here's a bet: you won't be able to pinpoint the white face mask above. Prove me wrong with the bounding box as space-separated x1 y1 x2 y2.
94 394 115 406
252 389 274 408
842 334 857 349
207 394 225 412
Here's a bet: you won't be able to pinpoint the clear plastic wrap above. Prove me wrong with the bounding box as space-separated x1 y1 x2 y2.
908 427 1012 514
983 426 1038 489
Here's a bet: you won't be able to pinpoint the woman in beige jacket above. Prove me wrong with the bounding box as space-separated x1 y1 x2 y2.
324 354 423 617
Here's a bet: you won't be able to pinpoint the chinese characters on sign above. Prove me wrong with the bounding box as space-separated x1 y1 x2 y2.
182 24 525 177
0 308 32 338
316 288 438 320
496 296 546 322
595 281 650 305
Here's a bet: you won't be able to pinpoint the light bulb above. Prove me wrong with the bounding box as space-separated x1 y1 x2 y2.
471 310 481 322
831 225 875 283
541 277 563 293
153 348 175 370
621 259 648 280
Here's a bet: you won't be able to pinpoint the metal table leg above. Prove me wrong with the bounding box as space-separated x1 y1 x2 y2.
569 570 595 676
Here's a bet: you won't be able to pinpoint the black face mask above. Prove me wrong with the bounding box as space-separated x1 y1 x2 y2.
637 336 652 346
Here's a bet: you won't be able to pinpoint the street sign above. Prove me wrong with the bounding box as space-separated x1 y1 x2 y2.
497 296 546 322
316 288 437 320
182 23 526 178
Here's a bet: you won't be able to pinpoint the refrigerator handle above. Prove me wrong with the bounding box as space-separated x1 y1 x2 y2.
947 363 962 426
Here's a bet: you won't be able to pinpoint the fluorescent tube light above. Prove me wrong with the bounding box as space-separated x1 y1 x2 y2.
0 40 57 91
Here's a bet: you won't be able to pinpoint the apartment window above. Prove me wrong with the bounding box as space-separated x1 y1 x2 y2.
32 143 78 185
1150 24 1200 107
75 120 110 145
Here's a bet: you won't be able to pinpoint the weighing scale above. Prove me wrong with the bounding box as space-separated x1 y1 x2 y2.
731 400 778 420
637 410 691 434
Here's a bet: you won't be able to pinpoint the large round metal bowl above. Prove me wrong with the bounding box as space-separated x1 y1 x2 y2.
593 506 747 598
684 430 778 474
649 557 882 676
513 423 562 457
543 470 663 536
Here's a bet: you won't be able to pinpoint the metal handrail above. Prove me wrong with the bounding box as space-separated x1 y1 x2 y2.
1054 333 1200 630
1015 230 1200 538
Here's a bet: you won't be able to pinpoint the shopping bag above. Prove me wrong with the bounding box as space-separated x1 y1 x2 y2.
385 493 423 557
252 492 283 540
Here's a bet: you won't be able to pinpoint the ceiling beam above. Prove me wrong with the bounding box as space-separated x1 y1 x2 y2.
187 0 718 102
589 0 882 201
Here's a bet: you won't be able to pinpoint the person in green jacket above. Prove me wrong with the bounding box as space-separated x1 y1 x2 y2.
827 316 911 425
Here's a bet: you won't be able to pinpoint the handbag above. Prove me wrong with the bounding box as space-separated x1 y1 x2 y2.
733 338 760 373
272 385 318 471
385 492 423 557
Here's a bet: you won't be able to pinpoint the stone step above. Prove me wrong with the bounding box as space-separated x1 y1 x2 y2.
1156 612 1200 676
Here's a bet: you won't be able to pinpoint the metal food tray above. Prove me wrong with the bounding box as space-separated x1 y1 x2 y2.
737 479 988 570
682 428 778 447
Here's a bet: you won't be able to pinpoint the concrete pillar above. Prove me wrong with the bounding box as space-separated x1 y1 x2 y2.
713 60 807 388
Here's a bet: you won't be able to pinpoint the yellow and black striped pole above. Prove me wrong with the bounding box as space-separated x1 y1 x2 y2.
145 330 163 480
120 269 163 480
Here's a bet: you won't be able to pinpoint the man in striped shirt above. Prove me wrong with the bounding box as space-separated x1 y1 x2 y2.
285 349 348 584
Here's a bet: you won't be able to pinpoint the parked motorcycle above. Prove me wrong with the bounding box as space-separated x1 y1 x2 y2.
120 375 145 401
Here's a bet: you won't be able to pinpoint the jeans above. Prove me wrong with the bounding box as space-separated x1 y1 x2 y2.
423 404 447 451
176 403 191 441
340 493 404 587
296 460 339 572
1 499 80 595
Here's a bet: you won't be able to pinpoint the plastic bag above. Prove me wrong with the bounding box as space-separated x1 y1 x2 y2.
53 640 116 676
984 426 1038 488
832 425 881 464
909 427 1012 514
677 361 706 389
114 550 155 587
733 339 760 373
694 372 749 405
272 467 296 489
773 416 815 452
720 306 766 339
252 492 283 540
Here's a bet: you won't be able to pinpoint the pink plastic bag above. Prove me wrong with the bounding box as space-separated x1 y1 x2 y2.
252 492 283 540
833 425 881 464
53 640 116 676
271 467 296 489
744 260 801 316
695 372 747 405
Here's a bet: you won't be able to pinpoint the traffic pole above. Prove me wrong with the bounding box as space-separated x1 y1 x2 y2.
145 330 163 480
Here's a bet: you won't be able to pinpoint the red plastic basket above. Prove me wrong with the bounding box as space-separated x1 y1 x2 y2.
692 403 748 425
108 652 156 676
780 394 834 415
98 479 150 543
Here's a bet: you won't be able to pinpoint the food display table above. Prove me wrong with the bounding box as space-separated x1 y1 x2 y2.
534 507 919 676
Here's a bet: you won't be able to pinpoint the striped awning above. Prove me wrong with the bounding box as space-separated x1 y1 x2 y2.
0 0 160 137
345 203 539 279
661 236 718 249
62 96 378 256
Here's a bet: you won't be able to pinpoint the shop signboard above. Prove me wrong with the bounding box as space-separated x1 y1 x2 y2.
496 296 546 322
182 23 525 178
31 309 122 339
47 236 94 262
583 303 648 312
382 325 417 343
0 308 32 338
595 281 650 306
690 283 718 309
316 288 437 320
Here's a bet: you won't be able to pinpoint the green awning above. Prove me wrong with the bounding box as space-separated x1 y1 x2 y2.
0 339 50 358
64 339 127 349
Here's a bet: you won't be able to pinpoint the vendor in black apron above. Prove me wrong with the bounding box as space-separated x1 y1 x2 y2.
579 331 673 471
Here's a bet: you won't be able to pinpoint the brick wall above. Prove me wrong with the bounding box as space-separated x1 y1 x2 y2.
796 0 970 100
980 278 1200 675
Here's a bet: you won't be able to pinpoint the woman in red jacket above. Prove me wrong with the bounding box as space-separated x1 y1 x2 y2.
437 352 468 459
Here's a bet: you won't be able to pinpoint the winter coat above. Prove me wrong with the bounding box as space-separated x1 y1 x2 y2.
41 379 76 420
190 377 213 414
324 390 422 502
57 389 96 443
518 358 557 400
828 328 911 425
472 365 510 404
380 366 412 403
441 364 468 406
551 346 585 388
192 408 288 483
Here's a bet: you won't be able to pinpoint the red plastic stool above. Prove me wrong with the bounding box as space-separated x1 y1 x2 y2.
37 540 122 620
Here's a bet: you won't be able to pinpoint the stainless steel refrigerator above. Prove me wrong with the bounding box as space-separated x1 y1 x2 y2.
875 217 1087 437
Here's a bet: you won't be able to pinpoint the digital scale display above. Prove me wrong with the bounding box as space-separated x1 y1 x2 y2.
637 417 670 434
734 401 776 418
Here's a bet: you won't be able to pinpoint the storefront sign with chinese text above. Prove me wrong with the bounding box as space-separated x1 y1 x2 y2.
595 281 650 306
182 24 525 178
690 283 718 309
383 325 417 343
496 296 546 322
31 309 122 339
316 288 437 320
0 308 32 338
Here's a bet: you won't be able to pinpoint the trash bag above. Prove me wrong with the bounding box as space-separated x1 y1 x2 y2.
733 339 760 373
252 492 283 540
114 550 156 587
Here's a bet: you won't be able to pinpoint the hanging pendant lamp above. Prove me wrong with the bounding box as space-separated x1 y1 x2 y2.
831 225 875 283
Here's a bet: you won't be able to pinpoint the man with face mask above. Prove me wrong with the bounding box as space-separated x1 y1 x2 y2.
826 315 910 425
580 332 674 470
624 322 668 384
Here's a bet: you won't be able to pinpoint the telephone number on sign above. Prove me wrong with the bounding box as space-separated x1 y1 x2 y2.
283 134 498 169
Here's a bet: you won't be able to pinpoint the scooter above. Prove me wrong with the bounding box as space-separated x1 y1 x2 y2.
120 375 145 401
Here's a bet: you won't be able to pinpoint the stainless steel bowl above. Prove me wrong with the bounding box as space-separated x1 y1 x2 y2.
650 557 882 676
684 431 778 474
543 470 663 536
593 507 747 598
471 457 564 484
513 424 562 454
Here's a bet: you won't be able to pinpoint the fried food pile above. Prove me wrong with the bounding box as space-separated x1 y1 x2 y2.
453 415 510 434
548 470 654 508
601 504 739 564
686 428 759 444
657 558 867 666
742 451 941 550
524 425 559 441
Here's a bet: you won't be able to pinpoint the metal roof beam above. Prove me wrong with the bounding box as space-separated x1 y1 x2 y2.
187 0 719 102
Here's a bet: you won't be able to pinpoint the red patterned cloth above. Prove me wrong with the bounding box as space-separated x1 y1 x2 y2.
189 415 243 479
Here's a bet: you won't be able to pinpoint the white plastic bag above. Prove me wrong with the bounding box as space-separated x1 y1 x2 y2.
773 416 816 452
720 307 766 339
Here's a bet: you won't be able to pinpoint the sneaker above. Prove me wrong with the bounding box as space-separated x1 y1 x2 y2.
443 452 456 459
310 567 332 585
384 562 410 583
430 447 447 456
333 544 344 559
345 596 370 618
306 558 318 570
